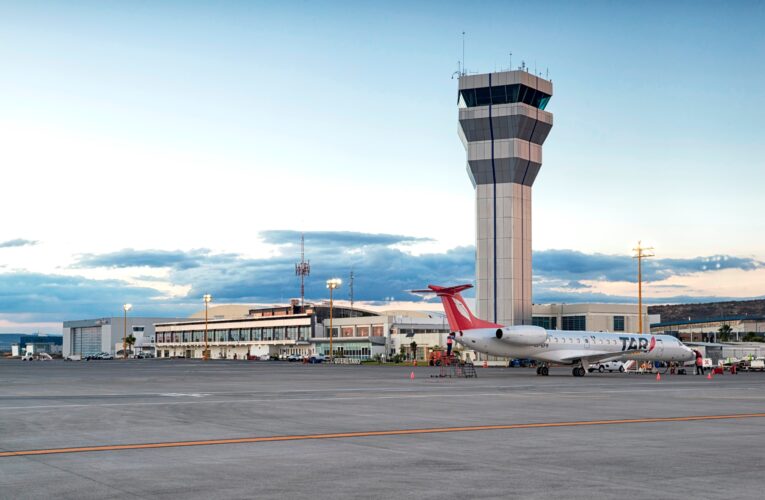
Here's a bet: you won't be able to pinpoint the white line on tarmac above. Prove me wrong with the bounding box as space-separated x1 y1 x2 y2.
2 378 757 401
0 386 749 411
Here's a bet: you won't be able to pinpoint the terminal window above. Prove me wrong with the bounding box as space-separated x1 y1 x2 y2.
613 316 625 332
532 317 558 330
562 316 586 331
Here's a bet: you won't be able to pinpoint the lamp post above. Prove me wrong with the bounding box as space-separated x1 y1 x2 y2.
123 304 132 359
203 294 212 360
326 278 342 363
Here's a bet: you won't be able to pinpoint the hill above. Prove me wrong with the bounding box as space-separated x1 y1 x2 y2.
649 299 765 323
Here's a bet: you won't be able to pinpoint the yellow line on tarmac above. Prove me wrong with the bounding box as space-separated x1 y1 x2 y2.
2 413 764 458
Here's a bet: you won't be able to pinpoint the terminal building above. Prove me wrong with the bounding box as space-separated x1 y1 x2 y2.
154 302 451 361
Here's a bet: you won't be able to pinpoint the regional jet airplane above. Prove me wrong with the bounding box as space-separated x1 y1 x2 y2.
414 284 696 377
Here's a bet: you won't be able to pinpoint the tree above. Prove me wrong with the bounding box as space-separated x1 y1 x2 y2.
125 334 136 355
718 324 732 342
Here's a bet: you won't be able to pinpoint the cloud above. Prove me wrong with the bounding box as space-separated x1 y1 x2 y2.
260 230 430 248
0 238 38 249
40 231 763 323
167 244 475 303
75 249 213 270
534 249 763 283
0 272 194 322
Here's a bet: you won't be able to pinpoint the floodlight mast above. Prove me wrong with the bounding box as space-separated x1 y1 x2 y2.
326 278 342 363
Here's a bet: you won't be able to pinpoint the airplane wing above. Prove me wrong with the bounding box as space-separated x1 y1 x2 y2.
553 349 639 365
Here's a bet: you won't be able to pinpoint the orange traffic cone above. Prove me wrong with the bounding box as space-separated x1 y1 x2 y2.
410 371 415 381
656 373 661 381
707 372 712 380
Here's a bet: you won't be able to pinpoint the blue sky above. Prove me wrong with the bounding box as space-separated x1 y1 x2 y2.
0 1 763 332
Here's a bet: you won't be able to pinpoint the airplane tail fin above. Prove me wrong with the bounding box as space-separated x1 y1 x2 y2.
411 284 501 332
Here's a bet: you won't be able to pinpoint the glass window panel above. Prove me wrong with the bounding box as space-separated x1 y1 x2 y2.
299 326 310 341
507 84 520 103
475 87 491 106
490 85 507 105
613 316 625 332
460 89 477 107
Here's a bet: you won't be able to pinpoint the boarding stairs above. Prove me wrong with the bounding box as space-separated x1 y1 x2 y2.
432 356 477 378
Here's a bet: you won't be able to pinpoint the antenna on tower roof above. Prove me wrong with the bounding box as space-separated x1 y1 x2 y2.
462 31 466 75
509 52 512 72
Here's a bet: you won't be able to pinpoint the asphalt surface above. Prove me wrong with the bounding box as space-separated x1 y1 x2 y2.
1 359 763 499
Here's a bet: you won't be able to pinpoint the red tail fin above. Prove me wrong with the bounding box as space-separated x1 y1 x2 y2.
412 284 502 331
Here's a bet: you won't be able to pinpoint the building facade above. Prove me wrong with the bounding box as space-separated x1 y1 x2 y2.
532 303 649 334
458 69 553 327
154 304 451 361
651 316 765 342
62 317 187 357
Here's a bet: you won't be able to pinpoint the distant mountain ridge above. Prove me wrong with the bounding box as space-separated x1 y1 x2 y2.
649 299 765 323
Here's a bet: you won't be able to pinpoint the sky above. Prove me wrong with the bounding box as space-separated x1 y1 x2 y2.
1 1 764 333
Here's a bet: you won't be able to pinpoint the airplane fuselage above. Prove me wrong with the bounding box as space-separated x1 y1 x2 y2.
456 328 695 366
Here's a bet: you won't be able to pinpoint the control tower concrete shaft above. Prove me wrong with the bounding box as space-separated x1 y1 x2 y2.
458 70 553 326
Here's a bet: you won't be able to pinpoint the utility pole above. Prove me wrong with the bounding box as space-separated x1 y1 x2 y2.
349 269 355 315
632 241 655 334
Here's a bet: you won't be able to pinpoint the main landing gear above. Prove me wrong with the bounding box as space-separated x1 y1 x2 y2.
536 365 549 376
572 366 586 377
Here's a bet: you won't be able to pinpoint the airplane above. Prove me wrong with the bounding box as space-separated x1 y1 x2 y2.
414 284 696 377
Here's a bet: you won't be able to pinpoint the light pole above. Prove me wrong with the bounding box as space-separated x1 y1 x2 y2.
326 278 342 363
123 304 132 359
203 294 212 360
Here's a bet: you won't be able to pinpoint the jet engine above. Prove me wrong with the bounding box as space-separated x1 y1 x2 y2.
494 325 548 346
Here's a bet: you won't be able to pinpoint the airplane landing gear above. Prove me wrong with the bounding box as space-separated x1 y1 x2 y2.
572 366 586 377
536 364 549 376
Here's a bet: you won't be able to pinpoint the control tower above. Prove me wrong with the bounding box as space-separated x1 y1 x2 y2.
458 70 553 326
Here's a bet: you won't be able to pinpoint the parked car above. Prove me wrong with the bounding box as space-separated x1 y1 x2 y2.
509 358 536 368
21 352 35 361
136 352 155 359
588 361 625 373
287 354 302 362
64 354 82 361
258 354 272 361
308 354 326 364
97 352 114 360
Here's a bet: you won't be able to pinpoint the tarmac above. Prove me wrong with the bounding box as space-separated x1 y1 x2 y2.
1 359 763 499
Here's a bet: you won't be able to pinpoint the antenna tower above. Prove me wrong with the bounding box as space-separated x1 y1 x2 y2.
632 241 655 334
295 233 311 309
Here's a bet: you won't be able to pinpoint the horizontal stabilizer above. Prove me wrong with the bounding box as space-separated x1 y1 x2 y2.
411 284 474 296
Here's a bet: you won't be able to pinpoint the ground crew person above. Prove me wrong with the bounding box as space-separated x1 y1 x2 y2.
695 354 704 375
446 334 454 356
